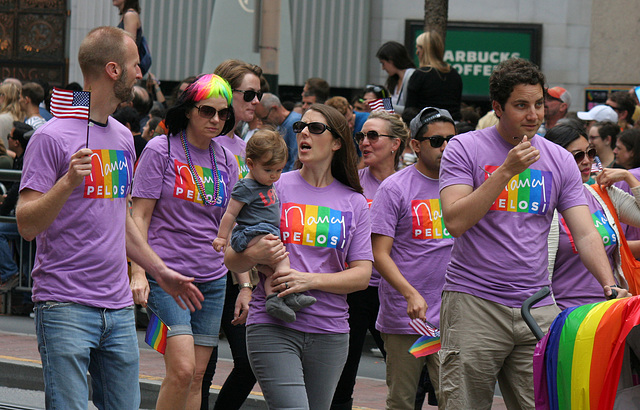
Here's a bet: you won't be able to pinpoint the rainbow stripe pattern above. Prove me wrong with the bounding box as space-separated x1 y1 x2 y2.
484 165 552 215
411 199 451 239
409 335 442 358
173 159 227 206
534 296 640 410
84 149 133 199
145 311 170 355
234 155 249 179
280 202 352 251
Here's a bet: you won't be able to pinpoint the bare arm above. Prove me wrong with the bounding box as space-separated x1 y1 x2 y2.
562 205 631 298
270 259 371 296
16 148 93 241
372 233 427 320
441 136 539 237
230 270 252 325
122 10 140 39
224 234 288 273
129 197 156 306
597 168 640 189
212 198 244 252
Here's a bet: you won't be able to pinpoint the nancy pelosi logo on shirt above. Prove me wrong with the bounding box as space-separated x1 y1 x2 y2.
561 210 617 254
280 202 352 251
412 199 451 239
173 159 228 207
235 155 249 179
484 165 552 215
84 149 132 199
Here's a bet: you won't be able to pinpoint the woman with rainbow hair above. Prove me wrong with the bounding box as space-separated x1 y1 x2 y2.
130 74 242 409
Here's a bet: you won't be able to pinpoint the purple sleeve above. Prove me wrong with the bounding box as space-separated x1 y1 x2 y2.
439 137 476 191
370 181 402 238
346 195 373 263
20 131 66 194
132 137 168 200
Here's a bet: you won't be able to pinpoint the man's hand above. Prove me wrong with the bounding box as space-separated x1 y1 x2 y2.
154 267 204 312
65 148 93 188
501 136 540 177
130 270 150 307
604 285 632 300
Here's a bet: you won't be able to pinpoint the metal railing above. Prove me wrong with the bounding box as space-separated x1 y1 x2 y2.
0 169 35 315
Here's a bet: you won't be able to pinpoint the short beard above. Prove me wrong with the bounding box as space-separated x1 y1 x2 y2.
114 66 133 103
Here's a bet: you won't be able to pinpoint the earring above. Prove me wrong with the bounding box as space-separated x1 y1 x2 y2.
391 150 395 153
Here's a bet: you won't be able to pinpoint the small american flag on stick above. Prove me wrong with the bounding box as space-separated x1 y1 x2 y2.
367 97 395 114
50 88 90 120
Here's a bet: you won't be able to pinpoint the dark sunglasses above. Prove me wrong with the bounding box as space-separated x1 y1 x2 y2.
292 121 334 135
355 130 396 144
233 89 263 102
195 105 230 121
414 134 454 148
573 147 597 163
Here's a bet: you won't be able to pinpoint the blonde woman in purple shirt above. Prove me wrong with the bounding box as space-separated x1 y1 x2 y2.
332 110 409 409
224 104 373 410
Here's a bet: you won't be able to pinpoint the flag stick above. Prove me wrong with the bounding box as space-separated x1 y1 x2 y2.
85 90 92 148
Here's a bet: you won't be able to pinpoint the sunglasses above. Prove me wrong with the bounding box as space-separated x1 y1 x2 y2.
414 135 454 148
292 121 334 135
233 89 263 102
355 130 396 144
572 147 597 163
195 105 230 121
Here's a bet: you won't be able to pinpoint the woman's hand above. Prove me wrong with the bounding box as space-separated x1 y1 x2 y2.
231 287 252 325
270 268 316 297
597 168 638 188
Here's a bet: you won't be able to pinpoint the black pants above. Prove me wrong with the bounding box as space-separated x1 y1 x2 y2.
331 285 386 409
201 272 256 410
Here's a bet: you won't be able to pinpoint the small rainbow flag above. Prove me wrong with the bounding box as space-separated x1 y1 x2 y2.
534 296 640 410
145 309 170 355
408 318 441 358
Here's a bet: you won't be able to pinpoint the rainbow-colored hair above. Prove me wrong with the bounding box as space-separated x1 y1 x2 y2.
184 74 233 105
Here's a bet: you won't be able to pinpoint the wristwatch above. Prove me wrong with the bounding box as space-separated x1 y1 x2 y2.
238 282 254 291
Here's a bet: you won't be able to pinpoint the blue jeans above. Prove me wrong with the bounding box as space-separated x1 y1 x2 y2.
34 302 140 410
247 324 348 410
0 222 19 282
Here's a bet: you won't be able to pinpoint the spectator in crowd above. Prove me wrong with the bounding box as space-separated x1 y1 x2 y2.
578 104 618 132
614 129 640 170
0 82 25 152
146 72 167 108
301 91 323 114
16 25 203 410
352 94 368 113
541 86 571 135
331 110 410 409
130 74 238 410
302 77 330 102
0 122 32 291
20 82 46 130
376 41 416 115
607 90 636 130
438 57 627 409
588 121 621 168
141 116 161 142
114 0 149 74
224 104 372 410
546 123 640 310
362 84 390 113
31 79 52 121
255 93 301 172
112 105 146 159
407 30 462 121
131 84 153 129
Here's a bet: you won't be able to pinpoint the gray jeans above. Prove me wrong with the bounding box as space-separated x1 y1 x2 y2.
246 324 348 409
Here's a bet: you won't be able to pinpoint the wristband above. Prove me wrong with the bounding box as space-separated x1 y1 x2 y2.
238 282 253 291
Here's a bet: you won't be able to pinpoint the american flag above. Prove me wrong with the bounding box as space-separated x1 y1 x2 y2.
50 88 90 120
367 97 395 114
409 318 440 337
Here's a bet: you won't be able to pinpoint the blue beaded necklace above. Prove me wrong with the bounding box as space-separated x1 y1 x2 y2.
180 130 219 206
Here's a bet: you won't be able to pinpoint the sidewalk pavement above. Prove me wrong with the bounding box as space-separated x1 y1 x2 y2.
0 329 506 409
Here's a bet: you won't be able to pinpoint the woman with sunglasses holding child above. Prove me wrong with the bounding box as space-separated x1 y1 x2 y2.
129 74 239 409
224 104 373 409
546 124 640 310
331 110 409 409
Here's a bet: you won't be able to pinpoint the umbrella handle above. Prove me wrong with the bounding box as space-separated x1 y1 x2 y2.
521 286 551 341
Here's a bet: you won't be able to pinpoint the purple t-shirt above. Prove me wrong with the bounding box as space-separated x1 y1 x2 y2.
359 167 383 287
614 167 640 241
20 118 135 308
216 133 249 179
552 186 614 309
439 126 587 307
371 166 453 332
247 170 373 333
132 134 238 282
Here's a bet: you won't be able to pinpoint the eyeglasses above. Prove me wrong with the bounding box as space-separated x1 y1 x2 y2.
233 89 263 102
355 130 396 144
292 121 334 135
364 84 388 98
606 104 621 113
572 147 597 163
414 134 454 148
194 105 230 121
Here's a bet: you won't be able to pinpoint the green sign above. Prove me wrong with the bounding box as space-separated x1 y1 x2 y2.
405 22 542 99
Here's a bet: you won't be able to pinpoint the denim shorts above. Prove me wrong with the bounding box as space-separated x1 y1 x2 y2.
230 222 281 253
147 275 226 346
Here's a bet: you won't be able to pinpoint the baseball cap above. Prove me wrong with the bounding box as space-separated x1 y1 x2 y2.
577 105 618 123
547 86 572 109
410 107 454 139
